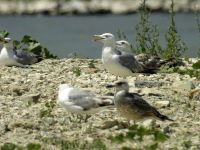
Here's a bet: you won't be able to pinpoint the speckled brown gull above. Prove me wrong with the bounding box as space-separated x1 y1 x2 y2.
107 80 173 121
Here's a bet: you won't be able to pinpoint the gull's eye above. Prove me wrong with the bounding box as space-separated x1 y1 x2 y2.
116 82 125 86
105 35 110 38
121 42 125 44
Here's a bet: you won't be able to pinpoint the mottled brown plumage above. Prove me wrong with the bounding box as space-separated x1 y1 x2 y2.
109 81 173 121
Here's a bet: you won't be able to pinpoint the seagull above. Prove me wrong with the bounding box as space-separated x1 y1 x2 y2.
115 39 163 69
58 84 114 115
116 40 133 54
0 37 41 67
92 33 157 77
106 80 173 121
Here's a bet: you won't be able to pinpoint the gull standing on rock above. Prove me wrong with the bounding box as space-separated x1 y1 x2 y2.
58 84 114 115
92 33 157 77
0 37 40 67
106 80 173 122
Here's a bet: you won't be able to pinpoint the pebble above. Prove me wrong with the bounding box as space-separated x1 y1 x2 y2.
155 100 170 108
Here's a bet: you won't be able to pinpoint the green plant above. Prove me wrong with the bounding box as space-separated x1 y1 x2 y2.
182 140 192 148
26 143 41 150
42 137 106 150
0 30 57 59
195 10 200 57
72 66 81 77
135 0 162 56
39 100 56 118
0 30 9 38
0 143 41 150
163 0 188 59
192 60 200 69
88 59 96 68
1 143 23 150
110 124 168 143
13 35 57 59
116 30 127 40
159 65 200 78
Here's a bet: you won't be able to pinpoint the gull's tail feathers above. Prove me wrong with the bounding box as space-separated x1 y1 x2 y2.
153 109 174 121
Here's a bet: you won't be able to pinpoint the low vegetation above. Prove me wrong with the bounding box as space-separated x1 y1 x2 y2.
0 124 168 150
0 30 57 59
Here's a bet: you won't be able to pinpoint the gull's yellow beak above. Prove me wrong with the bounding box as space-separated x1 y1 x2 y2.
115 42 120 46
92 35 105 41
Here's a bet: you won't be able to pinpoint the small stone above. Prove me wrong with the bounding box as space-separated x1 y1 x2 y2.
172 81 195 93
100 120 119 129
142 119 156 128
155 100 170 108
21 93 41 104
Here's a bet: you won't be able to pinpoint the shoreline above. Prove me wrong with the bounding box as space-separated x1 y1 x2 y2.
0 0 199 16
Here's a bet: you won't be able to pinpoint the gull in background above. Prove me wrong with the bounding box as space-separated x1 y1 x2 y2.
116 40 134 54
0 37 41 67
92 33 157 77
58 84 114 116
106 80 173 122
115 39 163 70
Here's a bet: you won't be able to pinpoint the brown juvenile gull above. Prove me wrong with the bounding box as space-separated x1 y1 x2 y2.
0 37 41 67
92 33 156 77
106 80 173 121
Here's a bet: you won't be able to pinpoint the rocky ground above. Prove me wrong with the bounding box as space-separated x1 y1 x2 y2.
0 58 200 149
0 0 200 15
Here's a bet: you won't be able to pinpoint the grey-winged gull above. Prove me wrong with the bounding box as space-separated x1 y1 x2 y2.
0 37 41 67
116 40 133 54
58 84 114 115
115 39 164 70
106 80 173 121
92 33 157 77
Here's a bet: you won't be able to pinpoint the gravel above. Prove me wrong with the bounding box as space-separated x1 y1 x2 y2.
0 58 200 149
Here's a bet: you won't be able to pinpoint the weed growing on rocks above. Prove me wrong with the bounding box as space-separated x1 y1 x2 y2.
88 59 96 68
1 143 41 150
135 0 162 56
109 124 168 144
163 0 188 59
42 137 106 150
72 66 82 77
39 100 56 118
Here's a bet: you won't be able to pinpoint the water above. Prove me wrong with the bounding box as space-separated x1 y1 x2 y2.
0 13 199 58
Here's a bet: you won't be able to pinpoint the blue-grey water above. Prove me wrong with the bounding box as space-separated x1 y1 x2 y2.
0 13 199 58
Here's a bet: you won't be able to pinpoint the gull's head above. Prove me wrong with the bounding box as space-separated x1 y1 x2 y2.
116 40 132 52
106 80 129 92
92 33 115 45
58 84 71 92
1 37 13 48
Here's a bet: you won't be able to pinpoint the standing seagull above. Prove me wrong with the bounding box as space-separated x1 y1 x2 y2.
106 80 173 121
0 37 40 67
58 84 114 115
92 33 156 77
